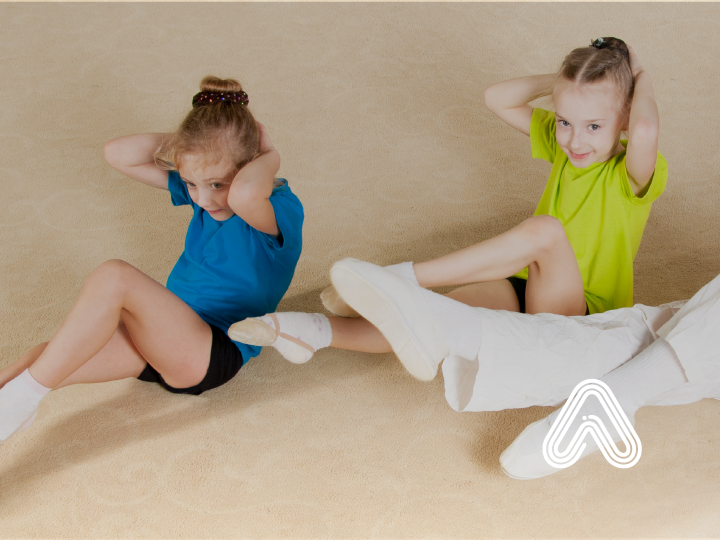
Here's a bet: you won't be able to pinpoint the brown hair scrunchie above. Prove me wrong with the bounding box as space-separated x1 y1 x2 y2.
192 91 249 108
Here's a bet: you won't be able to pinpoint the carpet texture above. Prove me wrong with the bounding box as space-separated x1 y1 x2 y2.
1 3 719 538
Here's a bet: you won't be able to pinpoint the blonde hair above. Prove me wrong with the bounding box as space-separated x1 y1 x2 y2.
155 76 260 172
556 37 634 120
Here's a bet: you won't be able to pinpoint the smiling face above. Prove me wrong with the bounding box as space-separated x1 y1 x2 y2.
552 78 627 168
177 155 238 221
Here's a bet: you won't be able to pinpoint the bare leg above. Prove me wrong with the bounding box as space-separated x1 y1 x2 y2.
25 259 213 390
54 322 147 388
329 317 392 353
413 215 586 316
238 217 582 357
0 343 48 390
327 280 520 353
0 323 147 390
445 280 520 311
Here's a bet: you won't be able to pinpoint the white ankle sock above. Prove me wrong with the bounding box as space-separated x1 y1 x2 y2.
260 312 332 364
416 288 483 361
0 369 51 443
385 262 419 286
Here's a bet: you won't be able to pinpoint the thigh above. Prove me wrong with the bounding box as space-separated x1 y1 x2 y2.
525 223 586 316
444 280 520 311
55 322 147 388
113 262 213 389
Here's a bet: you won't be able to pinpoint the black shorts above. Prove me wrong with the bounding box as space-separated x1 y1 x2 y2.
506 277 589 315
137 324 244 395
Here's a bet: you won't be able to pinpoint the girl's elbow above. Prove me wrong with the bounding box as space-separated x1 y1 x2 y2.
103 139 123 170
103 139 122 168
630 117 659 145
483 85 500 111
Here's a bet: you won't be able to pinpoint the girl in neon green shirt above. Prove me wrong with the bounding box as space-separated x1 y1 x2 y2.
230 38 667 376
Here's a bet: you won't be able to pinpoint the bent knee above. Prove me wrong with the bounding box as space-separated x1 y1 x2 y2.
161 360 208 389
94 259 137 275
524 215 569 253
86 259 140 293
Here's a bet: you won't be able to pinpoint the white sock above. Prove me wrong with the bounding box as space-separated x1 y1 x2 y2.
0 369 51 443
385 262 420 286
260 312 332 364
598 337 688 420
415 288 484 361
514 338 688 458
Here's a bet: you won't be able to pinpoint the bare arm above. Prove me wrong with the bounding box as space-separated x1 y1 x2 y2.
625 47 660 195
103 133 170 190
227 123 280 236
484 73 556 136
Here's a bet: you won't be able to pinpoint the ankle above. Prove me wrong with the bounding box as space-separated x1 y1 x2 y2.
22 369 53 395
385 262 419 287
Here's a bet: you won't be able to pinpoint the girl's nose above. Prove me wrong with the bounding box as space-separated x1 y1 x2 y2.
197 188 212 206
570 131 584 150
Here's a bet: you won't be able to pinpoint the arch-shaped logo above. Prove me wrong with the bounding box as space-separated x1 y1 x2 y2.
543 379 642 469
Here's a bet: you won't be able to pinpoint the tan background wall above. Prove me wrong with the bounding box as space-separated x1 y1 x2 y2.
0 3 718 537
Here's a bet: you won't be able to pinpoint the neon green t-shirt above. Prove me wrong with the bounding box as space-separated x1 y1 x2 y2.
513 108 668 314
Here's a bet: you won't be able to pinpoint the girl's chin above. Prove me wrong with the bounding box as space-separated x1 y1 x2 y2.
208 210 234 221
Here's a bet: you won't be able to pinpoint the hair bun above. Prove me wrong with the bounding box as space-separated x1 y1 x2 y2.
200 76 243 93
591 37 630 63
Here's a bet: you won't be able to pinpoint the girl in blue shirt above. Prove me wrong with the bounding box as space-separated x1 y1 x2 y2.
0 76 303 444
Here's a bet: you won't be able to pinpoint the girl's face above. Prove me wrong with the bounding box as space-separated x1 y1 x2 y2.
177 155 238 221
552 79 626 168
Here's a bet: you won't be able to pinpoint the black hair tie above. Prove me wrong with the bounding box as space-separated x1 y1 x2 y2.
192 91 249 108
591 37 630 63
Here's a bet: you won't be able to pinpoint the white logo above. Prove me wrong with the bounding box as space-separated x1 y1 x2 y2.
543 379 642 470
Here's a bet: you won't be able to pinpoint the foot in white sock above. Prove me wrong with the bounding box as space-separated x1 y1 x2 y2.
330 258 483 381
321 261 418 317
500 338 687 480
0 369 51 444
500 398 630 480
228 312 332 364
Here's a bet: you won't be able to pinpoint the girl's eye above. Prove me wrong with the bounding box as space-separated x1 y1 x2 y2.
589 124 600 131
211 183 224 190
184 181 196 188
559 120 570 127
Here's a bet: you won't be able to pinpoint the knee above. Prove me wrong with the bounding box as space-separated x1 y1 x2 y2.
85 259 138 296
523 215 568 254
163 360 208 389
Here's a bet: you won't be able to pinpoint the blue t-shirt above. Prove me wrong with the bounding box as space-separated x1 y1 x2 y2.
165 171 304 362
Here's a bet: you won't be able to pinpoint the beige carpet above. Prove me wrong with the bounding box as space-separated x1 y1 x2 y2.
1 2 719 538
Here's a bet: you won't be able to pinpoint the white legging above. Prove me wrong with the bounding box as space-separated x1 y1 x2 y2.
443 273 720 412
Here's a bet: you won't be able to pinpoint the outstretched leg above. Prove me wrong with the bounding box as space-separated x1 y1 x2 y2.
231 215 584 365
0 259 213 443
500 272 720 480
499 337 688 480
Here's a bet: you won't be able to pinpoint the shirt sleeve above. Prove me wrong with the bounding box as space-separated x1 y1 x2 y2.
618 151 668 206
530 108 558 163
254 179 304 254
167 170 195 207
